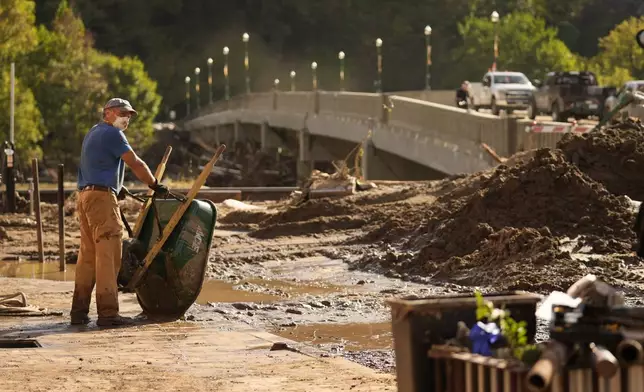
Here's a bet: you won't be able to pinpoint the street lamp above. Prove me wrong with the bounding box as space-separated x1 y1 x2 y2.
184 76 191 115
223 46 230 100
242 32 250 94
311 62 318 91
338 51 346 91
194 67 201 111
274 78 280 91
424 25 432 90
207 57 214 104
375 38 383 93
290 70 296 91
491 11 500 71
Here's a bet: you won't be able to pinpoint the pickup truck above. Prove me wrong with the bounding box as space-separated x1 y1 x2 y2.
469 71 536 115
527 71 607 121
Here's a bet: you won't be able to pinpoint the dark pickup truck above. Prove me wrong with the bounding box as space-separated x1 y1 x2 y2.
527 71 609 121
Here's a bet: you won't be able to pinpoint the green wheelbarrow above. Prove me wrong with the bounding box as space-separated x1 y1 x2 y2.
117 144 225 319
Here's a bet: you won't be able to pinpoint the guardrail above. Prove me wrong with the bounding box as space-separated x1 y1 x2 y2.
183 92 593 166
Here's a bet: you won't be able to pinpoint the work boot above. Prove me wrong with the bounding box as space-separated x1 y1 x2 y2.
70 314 90 325
96 315 135 327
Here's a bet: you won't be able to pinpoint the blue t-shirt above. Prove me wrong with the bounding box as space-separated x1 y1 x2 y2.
77 122 133 193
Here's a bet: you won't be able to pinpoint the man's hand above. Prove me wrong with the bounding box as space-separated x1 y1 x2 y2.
117 186 129 201
149 179 170 198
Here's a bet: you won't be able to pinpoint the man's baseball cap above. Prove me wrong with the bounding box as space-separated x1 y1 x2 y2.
103 98 138 116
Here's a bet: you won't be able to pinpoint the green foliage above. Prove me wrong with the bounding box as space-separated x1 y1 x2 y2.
0 0 38 63
93 52 162 149
7 0 160 170
0 71 43 161
452 12 579 84
25 2 107 168
474 290 535 361
594 17 644 80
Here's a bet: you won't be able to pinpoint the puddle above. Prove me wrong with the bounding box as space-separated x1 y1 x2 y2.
272 322 392 351
196 280 280 304
0 261 340 305
0 261 76 281
196 278 343 305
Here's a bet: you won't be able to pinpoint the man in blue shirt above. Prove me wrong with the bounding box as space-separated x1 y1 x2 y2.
72 98 168 327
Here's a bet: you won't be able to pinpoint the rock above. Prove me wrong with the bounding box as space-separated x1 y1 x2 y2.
308 302 325 309
321 300 332 307
286 308 302 315
356 280 366 285
231 303 253 310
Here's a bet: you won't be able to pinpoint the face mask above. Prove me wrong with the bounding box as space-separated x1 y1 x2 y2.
113 116 130 130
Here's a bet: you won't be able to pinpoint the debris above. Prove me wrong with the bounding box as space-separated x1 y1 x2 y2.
0 292 63 317
557 118 644 201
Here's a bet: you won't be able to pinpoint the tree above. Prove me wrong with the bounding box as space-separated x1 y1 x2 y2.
25 1 107 168
0 70 43 162
448 12 579 85
593 16 644 80
0 0 38 63
93 52 162 149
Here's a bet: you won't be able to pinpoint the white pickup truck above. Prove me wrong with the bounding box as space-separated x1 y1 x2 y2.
469 71 537 115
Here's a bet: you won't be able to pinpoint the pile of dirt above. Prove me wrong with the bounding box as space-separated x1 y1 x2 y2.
355 149 637 291
557 118 644 201
433 227 579 291
242 184 427 239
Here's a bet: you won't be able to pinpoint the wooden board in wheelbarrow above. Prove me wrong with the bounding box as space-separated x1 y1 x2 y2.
131 198 217 318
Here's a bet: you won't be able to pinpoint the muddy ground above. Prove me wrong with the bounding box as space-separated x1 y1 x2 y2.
3 120 644 375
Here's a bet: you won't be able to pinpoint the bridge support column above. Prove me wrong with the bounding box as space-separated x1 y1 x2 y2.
214 126 220 145
297 128 313 184
260 122 282 151
233 121 241 144
361 135 397 181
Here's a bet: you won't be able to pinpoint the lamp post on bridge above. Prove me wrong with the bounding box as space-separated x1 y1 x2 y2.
184 76 191 115
375 38 383 93
290 71 296 91
207 57 214 104
491 11 500 71
311 62 318 91
223 46 230 100
424 25 432 90
194 67 201 111
338 51 346 91
273 78 280 92
242 32 251 94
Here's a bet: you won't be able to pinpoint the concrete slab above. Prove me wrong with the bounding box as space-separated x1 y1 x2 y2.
0 278 395 392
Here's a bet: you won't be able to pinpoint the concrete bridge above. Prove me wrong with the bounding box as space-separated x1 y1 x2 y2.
180 91 567 181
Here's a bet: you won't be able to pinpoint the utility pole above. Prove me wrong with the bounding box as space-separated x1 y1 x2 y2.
4 63 16 213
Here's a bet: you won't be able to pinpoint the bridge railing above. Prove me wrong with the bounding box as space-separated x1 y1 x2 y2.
275 92 314 113
184 92 578 160
388 96 511 157
318 92 383 120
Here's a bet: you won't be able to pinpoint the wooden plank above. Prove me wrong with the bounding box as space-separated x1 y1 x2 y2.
132 146 173 238
126 144 226 291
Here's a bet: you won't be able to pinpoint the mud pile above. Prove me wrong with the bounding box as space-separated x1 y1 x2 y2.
243 185 428 239
434 227 578 291
557 119 644 201
356 149 636 291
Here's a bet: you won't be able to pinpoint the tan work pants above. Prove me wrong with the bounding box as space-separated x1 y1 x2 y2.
70 190 123 319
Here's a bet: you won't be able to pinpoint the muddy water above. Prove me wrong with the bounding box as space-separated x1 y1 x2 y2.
0 261 342 307
0 259 399 364
197 279 342 304
0 261 76 281
273 322 392 351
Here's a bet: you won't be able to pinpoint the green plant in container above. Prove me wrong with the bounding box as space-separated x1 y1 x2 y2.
474 291 539 363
